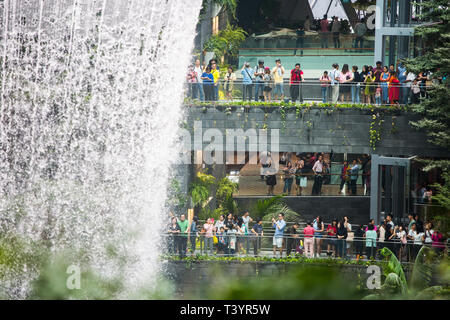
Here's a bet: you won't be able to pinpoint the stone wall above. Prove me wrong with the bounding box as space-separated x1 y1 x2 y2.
184 105 449 157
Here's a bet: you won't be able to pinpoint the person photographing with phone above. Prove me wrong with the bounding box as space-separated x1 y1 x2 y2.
272 213 286 258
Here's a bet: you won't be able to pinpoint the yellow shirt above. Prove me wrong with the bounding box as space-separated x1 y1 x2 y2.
211 69 220 85
272 66 285 84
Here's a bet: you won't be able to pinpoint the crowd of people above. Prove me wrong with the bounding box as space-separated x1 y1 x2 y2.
259 152 371 197
167 211 447 263
167 211 264 258
187 57 436 106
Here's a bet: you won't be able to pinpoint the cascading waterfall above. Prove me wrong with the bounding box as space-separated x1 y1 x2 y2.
0 0 202 298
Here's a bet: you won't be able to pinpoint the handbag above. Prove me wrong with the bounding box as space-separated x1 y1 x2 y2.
300 177 307 187
213 236 218 244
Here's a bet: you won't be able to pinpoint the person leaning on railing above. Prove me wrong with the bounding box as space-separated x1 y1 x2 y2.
285 222 300 257
272 59 285 101
303 221 315 258
177 214 190 259
224 66 236 101
241 62 254 102
365 224 377 260
251 218 264 257
289 63 304 103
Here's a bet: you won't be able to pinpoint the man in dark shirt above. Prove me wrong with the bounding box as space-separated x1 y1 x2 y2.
373 61 383 83
251 219 264 257
286 222 300 256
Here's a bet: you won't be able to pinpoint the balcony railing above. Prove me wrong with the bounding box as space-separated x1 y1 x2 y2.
185 79 431 106
163 233 448 263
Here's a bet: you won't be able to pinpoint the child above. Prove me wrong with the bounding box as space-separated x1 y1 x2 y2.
375 83 382 105
411 78 420 104
216 227 228 255
354 225 365 260
319 71 331 103
227 225 237 256
263 67 273 102
364 70 376 104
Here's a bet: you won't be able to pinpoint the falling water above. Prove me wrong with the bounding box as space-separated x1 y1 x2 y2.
0 0 202 298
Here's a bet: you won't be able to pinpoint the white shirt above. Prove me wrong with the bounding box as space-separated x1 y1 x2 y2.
405 72 416 87
194 66 203 83
330 69 341 85
312 160 323 173
424 229 434 243
409 230 424 245
242 216 252 230
379 226 386 242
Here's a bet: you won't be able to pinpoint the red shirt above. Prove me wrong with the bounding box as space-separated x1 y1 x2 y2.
320 19 329 32
304 226 315 238
327 225 337 237
290 69 304 84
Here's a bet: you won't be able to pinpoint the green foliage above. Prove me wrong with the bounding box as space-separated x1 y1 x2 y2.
203 24 247 64
166 179 188 212
215 177 239 214
0 235 47 291
252 195 300 222
189 171 216 207
375 247 449 300
208 266 363 300
379 247 408 294
210 0 238 17
185 99 407 112
402 0 450 217
410 246 436 291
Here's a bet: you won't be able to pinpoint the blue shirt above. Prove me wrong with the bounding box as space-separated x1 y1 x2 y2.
201 72 214 85
398 66 407 83
273 220 286 237
241 67 254 84
350 164 360 180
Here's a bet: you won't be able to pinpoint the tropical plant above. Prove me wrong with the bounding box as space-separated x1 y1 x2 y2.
252 195 300 222
402 0 450 220
364 246 449 300
166 179 188 213
215 176 238 214
189 171 216 208
203 24 247 64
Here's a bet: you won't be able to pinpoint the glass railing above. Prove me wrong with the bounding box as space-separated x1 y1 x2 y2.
240 34 375 52
228 171 370 197
185 79 432 106
162 232 448 263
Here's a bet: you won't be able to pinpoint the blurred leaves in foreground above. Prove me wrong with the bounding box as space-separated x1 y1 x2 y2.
208 266 365 300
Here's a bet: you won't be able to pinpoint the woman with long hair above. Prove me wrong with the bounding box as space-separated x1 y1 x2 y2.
340 64 353 102
336 220 348 258
283 161 295 195
313 216 325 258
294 160 305 196
388 71 400 105
326 219 337 257
380 66 390 104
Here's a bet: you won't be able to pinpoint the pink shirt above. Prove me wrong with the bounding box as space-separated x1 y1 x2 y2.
204 223 214 238
320 19 329 32
340 71 353 84
304 226 315 238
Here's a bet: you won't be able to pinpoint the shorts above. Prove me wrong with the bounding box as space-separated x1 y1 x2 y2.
263 86 272 92
274 83 284 95
273 236 283 248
